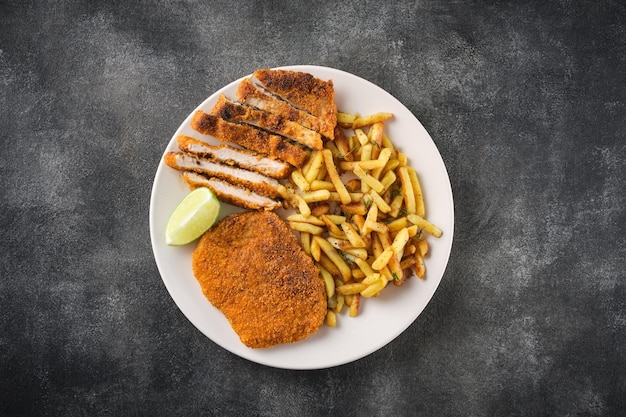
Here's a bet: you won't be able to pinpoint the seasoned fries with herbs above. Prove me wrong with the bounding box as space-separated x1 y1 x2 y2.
286 111 443 324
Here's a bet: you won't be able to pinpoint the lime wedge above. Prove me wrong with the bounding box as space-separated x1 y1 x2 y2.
165 187 221 246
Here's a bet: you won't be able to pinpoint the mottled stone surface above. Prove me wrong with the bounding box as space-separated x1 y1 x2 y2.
1 1 625 415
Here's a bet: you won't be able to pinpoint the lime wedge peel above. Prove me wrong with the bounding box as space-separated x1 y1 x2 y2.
165 187 221 246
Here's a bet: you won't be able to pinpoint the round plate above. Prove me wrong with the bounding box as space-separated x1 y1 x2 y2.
149 65 454 369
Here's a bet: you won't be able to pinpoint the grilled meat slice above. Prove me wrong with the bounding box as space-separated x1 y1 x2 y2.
253 69 337 134
182 171 283 211
190 110 308 168
164 152 287 199
177 135 292 179
192 211 327 348
237 78 335 139
211 94 323 150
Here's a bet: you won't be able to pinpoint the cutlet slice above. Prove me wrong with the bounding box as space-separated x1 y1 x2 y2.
211 94 323 150
253 69 337 135
190 110 308 168
177 135 292 179
164 152 287 199
237 78 335 139
192 211 327 348
182 172 283 211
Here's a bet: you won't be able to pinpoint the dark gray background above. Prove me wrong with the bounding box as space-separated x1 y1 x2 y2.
2 0 625 415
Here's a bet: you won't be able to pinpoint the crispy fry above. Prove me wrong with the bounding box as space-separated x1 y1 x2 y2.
336 282 368 295
291 170 310 192
289 221 325 235
304 150 325 183
301 189 331 203
340 222 367 248
322 149 351 205
407 167 425 217
287 214 325 226
398 167 416 214
314 236 352 281
319 265 335 298
407 213 443 238
349 294 360 317
337 112 393 128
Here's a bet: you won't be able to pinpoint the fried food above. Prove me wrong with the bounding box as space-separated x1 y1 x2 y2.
253 69 337 132
237 77 335 139
190 110 308 168
177 135 292 179
164 152 287 199
211 94 323 150
192 211 327 348
182 172 283 211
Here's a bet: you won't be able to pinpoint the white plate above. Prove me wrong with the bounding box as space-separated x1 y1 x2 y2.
149 65 454 369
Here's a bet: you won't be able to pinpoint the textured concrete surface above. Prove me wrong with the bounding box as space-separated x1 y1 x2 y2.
1 1 625 415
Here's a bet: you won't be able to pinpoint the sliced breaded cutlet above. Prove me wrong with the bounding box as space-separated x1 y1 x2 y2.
190 110 308 168
182 171 283 211
237 77 335 139
253 68 337 132
164 152 287 199
177 135 292 179
211 94 323 150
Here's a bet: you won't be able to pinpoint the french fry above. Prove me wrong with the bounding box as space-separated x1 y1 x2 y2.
337 112 393 129
318 265 335 298
304 150 324 183
325 310 337 326
398 167 416 214
293 193 311 217
362 273 382 285
322 149 351 205
349 294 360 317
310 203 330 217
314 236 352 281
338 159 388 171
354 257 376 277
407 213 443 238
291 170 310 192
310 235 321 261
287 214 325 226
407 167 425 217
414 251 426 279
301 189 331 203
321 214 344 237
336 282 368 295
369 189 391 213
360 279 386 298
369 122 384 147
418 239 429 257
310 180 335 191
340 222 367 248
289 221 324 235
300 232 311 255
353 165 385 194
371 247 394 271
391 228 410 260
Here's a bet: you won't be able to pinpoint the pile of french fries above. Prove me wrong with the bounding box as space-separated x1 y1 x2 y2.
285 111 442 326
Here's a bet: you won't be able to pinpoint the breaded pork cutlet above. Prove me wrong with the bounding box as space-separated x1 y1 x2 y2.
237 78 335 139
177 136 292 179
253 68 337 135
182 172 283 211
211 94 323 150
192 211 327 348
164 152 287 199
190 110 308 168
